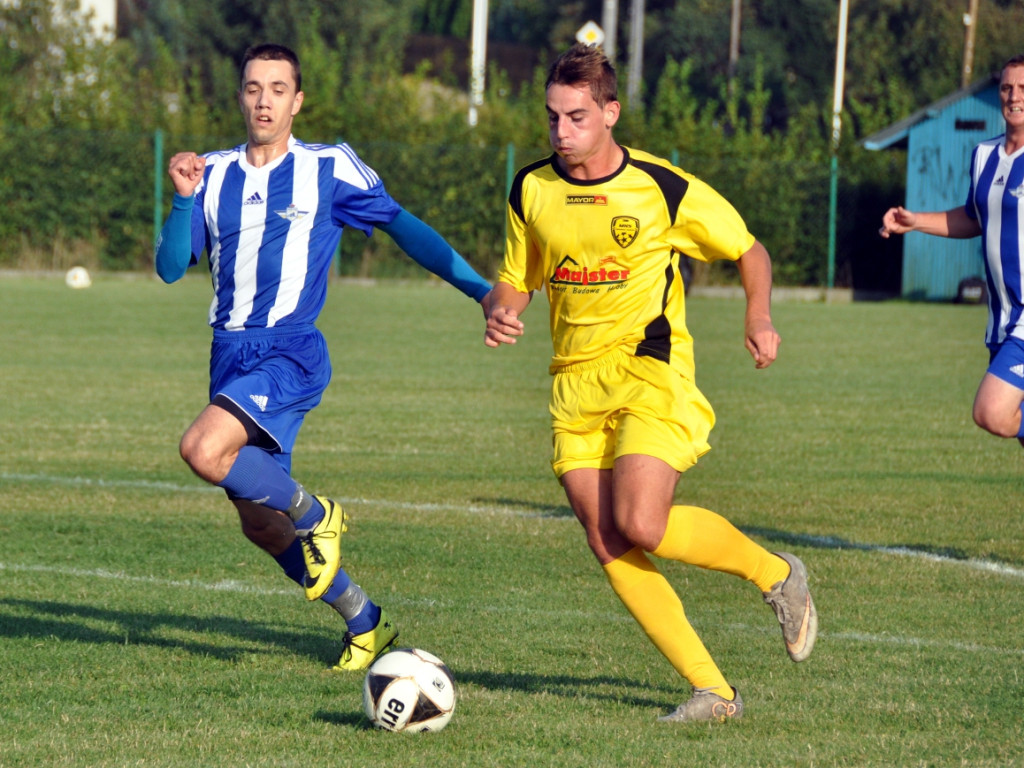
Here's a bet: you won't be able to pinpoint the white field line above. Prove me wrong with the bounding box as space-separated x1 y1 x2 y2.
775 532 1024 580
6 471 1024 581
825 630 1024 657
0 562 296 596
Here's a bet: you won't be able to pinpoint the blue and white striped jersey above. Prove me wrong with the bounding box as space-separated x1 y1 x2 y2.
966 137 1024 348
188 136 401 331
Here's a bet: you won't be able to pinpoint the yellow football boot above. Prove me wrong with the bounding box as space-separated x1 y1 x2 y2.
299 497 347 601
332 610 399 671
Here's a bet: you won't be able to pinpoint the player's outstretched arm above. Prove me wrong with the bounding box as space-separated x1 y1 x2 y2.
736 240 779 370
879 205 981 239
484 281 530 348
379 209 491 304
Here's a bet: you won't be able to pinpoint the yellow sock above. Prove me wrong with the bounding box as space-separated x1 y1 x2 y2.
652 505 790 593
603 547 731 698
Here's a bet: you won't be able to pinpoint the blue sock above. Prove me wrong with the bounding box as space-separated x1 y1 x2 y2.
219 446 297 509
273 539 306 585
277 540 368 629
219 446 324 525
273 549 381 635
321 571 380 634
293 499 326 533
344 602 380 635
321 569 352 601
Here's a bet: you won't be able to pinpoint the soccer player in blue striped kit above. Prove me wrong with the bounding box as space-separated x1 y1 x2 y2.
881 54 1024 447
155 43 492 670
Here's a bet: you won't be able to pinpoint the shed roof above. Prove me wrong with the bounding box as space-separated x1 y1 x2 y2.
861 75 998 151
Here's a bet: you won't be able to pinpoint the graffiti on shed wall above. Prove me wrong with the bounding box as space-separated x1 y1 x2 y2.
910 144 972 208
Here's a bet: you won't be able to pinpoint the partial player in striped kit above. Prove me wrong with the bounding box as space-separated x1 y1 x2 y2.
881 54 1024 448
155 43 492 671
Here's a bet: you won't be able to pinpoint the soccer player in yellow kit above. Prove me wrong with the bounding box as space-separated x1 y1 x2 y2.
484 43 817 722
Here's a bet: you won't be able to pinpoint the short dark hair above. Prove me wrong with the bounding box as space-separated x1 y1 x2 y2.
240 43 301 92
545 43 618 107
1001 54 1024 75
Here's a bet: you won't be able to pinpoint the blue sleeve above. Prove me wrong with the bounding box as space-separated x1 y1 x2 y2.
155 194 198 284
378 209 491 302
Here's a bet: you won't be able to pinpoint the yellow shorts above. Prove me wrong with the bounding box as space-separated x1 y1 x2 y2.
549 349 715 478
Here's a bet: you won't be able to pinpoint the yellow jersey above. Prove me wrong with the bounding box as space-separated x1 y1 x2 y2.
499 146 755 377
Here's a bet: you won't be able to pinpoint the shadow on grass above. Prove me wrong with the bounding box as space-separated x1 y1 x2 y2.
454 668 674 709
308 670 674 731
0 599 677 716
313 710 370 729
741 525 1024 567
0 597 340 664
312 670 673 731
473 497 574 518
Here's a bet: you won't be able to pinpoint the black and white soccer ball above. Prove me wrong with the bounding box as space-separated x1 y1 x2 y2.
362 648 456 733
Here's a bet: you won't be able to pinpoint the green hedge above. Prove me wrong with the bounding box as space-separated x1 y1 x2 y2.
1 128 156 271
1 124 902 289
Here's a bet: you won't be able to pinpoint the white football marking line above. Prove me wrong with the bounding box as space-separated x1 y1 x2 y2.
0 561 296 595
6 471 1024 580
0 472 222 494
0 561 448 606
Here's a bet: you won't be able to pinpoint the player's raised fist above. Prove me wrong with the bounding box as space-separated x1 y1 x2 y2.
168 152 207 197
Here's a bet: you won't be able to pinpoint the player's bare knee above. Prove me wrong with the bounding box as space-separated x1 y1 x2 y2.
178 432 197 466
972 405 1019 438
614 514 661 552
178 431 225 481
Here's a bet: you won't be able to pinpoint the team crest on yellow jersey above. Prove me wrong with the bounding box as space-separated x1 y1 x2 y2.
611 216 639 248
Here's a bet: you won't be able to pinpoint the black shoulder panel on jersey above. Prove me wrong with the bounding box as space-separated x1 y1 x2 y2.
630 159 689 224
509 156 556 223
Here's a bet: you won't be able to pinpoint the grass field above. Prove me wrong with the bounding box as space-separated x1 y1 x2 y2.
1 274 1021 768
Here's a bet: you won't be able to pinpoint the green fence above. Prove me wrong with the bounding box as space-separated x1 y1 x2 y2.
1 126 897 290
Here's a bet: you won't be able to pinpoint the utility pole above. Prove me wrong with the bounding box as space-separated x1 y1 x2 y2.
827 0 849 290
626 0 644 107
602 0 618 63
468 0 488 126
961 0 980 89
728 0 741 96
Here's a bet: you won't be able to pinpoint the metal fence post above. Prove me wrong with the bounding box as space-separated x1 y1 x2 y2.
153 128 164 252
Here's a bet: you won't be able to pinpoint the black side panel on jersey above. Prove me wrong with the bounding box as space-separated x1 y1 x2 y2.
630 159 689 364
509 156 557 223
635 261 676 363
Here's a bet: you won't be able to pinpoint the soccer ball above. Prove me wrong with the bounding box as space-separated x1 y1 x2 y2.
65 266 92 289
362 648 456 733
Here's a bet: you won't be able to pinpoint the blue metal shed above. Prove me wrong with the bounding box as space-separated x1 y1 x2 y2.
862 77 1001 300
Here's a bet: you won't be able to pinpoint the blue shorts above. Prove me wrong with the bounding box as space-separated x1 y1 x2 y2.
987 335 1024 390
209 325 332 471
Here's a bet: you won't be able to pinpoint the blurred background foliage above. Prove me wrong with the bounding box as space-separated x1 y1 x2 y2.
2 0 1021 287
